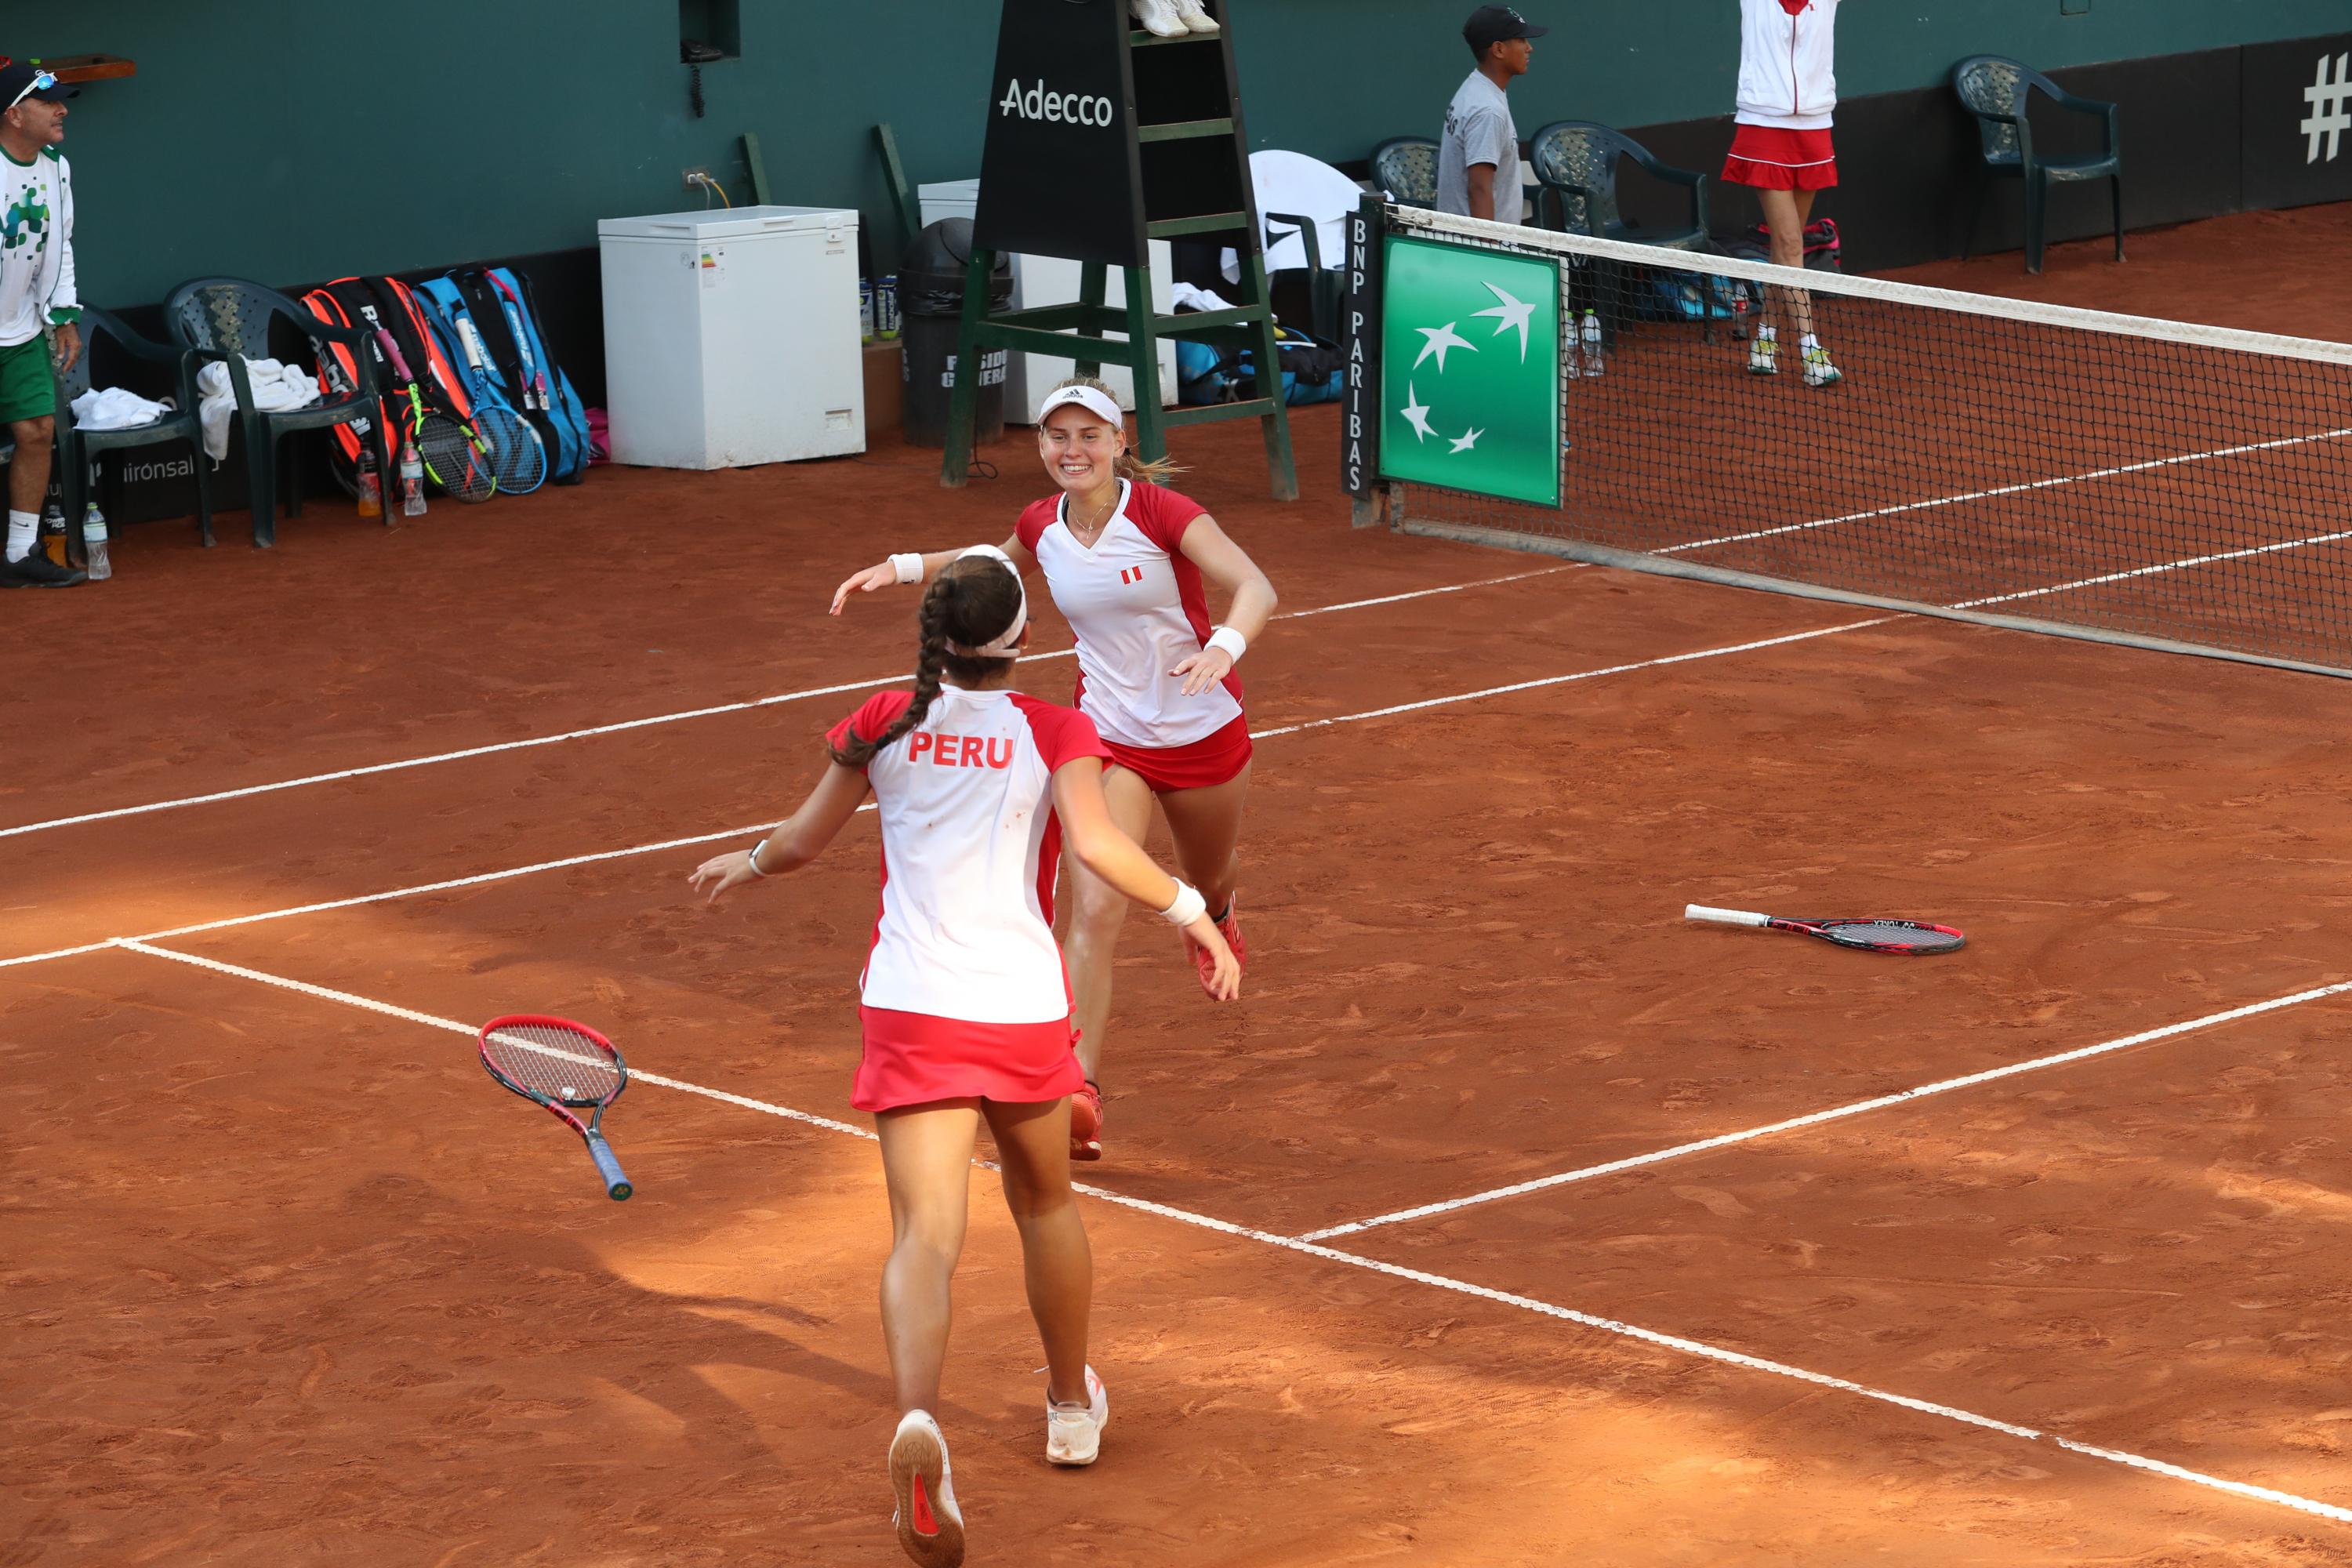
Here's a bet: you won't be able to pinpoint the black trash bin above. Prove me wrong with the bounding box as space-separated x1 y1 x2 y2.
900 219 1014 448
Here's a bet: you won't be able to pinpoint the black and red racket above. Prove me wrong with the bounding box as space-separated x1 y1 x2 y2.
1684 904 1966 954
478 1014 633 1200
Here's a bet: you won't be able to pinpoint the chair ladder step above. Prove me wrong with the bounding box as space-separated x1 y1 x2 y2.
1136 117 1236 143
1145 211 1250 238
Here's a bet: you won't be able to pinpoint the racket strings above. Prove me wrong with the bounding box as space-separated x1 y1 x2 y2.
418 414 496 502
485 1023 622 1103
1824 920 1965 952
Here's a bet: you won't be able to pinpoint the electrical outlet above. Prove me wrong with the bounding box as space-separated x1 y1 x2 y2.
681 165 712 191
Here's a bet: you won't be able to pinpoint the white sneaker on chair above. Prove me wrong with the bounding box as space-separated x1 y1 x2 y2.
1173 0 1221 32
1045 1365 1110 1467
1131 0 1188 37
890 1410 966 1568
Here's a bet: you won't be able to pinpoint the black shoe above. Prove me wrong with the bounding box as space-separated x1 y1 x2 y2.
1 552 87 588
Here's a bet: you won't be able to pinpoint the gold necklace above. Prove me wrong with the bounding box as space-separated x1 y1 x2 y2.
1067 488 1118 537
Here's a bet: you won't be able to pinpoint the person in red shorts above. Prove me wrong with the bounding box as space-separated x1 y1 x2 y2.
694 548 1238 1568
832 376 1279 1163
1725 0 1844 387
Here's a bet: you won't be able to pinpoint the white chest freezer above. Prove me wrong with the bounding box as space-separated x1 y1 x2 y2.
597 205 865 468
917 180 1178 422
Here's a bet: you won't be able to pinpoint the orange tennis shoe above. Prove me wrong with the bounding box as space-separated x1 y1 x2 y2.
1188 897 1247 998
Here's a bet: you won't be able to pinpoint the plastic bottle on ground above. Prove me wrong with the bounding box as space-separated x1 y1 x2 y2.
356 447 383 519
398 439 426 517
39 496 67 565
79 502 111 581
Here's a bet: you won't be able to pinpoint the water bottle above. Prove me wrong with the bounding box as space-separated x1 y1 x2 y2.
38 496 67 565
80 502 111 581
355 446 383 519
398 439 427 517
1581 310 1603 377
877 274 900 340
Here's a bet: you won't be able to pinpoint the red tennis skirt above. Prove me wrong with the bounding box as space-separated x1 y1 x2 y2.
1102 713 1254 795
1722 125 1838 191
853 1006 1084 1112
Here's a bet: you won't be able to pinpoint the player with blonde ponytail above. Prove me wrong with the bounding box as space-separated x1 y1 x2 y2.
695 546 1235 1568
832 378 1279 1163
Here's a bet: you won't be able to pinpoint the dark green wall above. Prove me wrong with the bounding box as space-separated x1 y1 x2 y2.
32 0 2352 307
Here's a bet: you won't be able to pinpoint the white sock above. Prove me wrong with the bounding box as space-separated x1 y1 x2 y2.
1800 332 1821 350
5 510 35 563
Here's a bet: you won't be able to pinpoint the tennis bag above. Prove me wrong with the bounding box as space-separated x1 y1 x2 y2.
446 267 591 484
1174 324 1345 407
410 279 549 495
300 276 479 493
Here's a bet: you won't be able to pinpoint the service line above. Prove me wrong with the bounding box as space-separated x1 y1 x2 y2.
0 611 1864 972
1297 975 2352 1241
0 567 1577 844
98 938 2352 1530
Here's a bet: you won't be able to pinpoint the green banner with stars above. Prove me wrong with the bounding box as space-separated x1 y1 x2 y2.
1377 235 1561 508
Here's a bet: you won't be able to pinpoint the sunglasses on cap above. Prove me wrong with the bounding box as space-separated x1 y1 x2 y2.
7 71 57 111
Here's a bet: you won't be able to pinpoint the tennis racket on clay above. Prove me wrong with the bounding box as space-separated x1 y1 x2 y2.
452 314 548 495
374 329 497 503
1684 904 1967 954
478 1014 634 1200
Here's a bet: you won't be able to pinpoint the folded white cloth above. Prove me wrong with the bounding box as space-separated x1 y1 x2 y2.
197 358 321 463
71 386 173 431
1171 281 1235 314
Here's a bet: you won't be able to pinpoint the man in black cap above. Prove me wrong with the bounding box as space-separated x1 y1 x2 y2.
0 59 82 587
1438 6 1547 223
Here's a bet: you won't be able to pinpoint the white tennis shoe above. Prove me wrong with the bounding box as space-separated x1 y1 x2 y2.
1747 325 1779 376
1131 0 1188 38
1045 1364 1110 1466
1173 0 1221 32
889 1410 965 1568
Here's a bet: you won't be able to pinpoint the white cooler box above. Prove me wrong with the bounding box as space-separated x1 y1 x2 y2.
597 205 865 468
917 180 1178 421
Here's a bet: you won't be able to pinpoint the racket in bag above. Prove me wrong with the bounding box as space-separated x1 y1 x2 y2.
301 277 484 498
448 266 592 484
412 279 548 495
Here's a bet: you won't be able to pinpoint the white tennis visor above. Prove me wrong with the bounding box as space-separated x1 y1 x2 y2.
1036 383 1124 427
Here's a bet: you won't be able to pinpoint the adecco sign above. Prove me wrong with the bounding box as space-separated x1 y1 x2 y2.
975 0 1147 268
998 78 1116 127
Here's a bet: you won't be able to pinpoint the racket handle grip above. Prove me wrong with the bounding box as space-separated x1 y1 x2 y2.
586 1131 633 1202
1685 904 1769 927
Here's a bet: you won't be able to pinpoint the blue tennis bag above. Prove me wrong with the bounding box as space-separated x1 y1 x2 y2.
444 267 592 484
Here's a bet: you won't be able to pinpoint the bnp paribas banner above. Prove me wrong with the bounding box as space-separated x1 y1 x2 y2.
1378 235 1561 508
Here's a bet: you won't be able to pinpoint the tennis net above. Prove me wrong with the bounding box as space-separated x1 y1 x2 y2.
1372 205 2352 678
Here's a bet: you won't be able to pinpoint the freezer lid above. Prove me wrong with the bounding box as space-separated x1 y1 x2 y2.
597 205 860 241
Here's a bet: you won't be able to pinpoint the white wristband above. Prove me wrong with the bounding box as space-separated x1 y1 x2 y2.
1205 626 1247 663
1160 880 1207 927
889 553 925 585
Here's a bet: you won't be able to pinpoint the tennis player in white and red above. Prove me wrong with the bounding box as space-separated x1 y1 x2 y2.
1726 0 1844 387
694 548 1236 1568
832 378 1279 1163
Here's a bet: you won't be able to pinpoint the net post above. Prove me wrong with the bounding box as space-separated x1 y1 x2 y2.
1340 194 1385 516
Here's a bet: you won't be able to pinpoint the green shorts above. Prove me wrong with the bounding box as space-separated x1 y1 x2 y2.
0 333 56 424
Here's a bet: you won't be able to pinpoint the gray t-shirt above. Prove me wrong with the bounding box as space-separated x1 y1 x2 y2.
1436 71 1521 221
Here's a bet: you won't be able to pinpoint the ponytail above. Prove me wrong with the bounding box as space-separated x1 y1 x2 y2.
828 554 1024 768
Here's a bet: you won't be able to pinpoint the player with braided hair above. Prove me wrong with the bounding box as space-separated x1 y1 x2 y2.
832 378 1278 1163
692 547 1236 1568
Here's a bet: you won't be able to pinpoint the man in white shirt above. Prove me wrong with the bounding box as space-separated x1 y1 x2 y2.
0 60 82 588
1436 5 1547 223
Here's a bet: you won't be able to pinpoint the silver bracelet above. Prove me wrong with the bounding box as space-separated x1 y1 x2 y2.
747 839 772 877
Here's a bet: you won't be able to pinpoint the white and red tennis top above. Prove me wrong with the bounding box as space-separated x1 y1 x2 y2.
1017 480 1244 751
827 686 1109 1025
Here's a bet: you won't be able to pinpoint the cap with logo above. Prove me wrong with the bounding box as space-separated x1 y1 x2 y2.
1463 6 1548 49
0 60 78 110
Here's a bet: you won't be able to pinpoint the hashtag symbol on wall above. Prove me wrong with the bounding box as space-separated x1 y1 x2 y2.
2304 52 2352 165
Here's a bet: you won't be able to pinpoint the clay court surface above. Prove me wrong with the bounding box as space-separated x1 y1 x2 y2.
8 205 2352 1566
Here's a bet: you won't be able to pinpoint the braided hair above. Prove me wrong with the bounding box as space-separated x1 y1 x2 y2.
829 554 1026 768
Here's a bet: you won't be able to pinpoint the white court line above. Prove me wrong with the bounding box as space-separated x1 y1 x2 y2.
0 568 1576 844
0 612 1863 973
1659 426 2352 560
1953 528 2352 612
1298 975 2352 1242
98 938 2352 1529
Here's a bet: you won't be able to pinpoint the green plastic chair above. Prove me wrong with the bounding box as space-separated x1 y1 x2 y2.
1370 137 1439 206
1527 121 1709 249
1952 55 2123 274
163 277 387 547
53 307 216 546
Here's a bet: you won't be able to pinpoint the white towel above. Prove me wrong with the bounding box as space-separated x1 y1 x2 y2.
197 358 321 463
70 386 173 431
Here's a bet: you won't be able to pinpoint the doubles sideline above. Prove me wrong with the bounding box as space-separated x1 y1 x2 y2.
0 616 1880 973
0 567 1578 844
105 938 2352 1530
